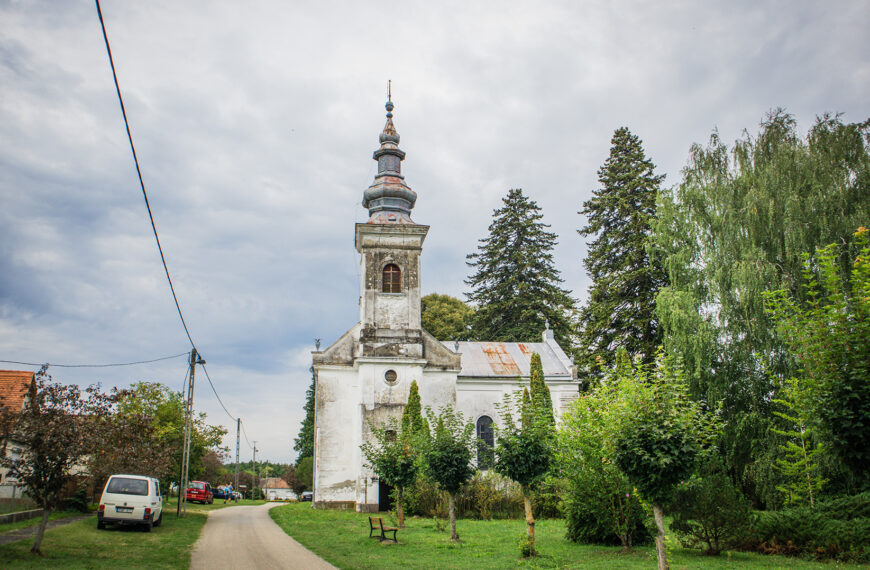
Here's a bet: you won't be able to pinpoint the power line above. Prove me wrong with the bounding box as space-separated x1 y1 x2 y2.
200 364 237 422
0 352 190 369
240 420 253 449
95 0 195 350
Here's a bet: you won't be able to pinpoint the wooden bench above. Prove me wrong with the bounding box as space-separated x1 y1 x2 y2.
368 516 399 542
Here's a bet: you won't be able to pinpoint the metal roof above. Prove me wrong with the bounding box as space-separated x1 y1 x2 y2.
440 341 572 378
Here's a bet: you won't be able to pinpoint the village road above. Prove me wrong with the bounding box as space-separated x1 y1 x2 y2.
191 503 335 570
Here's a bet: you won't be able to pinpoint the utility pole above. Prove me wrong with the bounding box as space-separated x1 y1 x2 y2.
177 348 201 517
234 418 240 494
252 441 258 499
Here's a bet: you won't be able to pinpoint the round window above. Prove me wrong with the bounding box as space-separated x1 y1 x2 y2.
384 369 398 385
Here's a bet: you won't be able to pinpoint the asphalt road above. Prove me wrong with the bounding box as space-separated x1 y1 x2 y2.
191 503 335 570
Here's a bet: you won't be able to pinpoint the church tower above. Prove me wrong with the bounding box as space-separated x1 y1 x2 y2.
355 96 429 358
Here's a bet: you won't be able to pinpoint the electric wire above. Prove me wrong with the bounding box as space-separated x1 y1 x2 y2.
95 0 195 350
200 364 237 423
0 352 190 369
96 0 256 452
240 420 253 449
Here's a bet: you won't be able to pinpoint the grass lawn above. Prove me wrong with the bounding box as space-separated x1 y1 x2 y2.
0 498 265 568
0 510 89 534
271 503 866 569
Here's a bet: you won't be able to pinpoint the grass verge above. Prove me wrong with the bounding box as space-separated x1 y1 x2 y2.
270 503 864 569
0 510 88 534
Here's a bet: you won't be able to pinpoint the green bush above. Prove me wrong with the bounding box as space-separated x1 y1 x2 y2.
748 492 870 562
564 486 652 547
402 472 525 519
530 475 567 519
670 472 753 555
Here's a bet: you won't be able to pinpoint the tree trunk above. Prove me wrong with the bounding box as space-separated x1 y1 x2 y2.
397 488 405 528
31 507 51 554
652 503 669 570
448 493 458 542
523 487 536 556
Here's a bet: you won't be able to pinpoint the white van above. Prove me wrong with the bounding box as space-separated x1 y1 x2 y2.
98 474 163 531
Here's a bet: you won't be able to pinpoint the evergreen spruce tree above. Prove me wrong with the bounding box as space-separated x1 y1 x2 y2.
578 127 667 377
293 369 315 462
466 188 575 347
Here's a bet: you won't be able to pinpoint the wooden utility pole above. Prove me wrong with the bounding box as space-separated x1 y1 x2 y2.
177 348 198 517
252 441 258 499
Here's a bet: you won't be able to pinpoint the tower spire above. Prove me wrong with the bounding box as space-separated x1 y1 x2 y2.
362 84 417 224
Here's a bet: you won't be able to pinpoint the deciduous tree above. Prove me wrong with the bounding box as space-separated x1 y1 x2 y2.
423 407 475 541
361 418 420 528
465 188 575 347
421 294 474 341
0 367 110 555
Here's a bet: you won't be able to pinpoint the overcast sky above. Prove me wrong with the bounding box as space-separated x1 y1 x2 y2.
1 1 868 462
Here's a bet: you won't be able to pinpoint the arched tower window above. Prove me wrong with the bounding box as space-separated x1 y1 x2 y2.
382 263 401 293
476 415 494 470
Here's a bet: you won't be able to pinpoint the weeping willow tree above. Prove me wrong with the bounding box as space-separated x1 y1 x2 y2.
650 110 870 505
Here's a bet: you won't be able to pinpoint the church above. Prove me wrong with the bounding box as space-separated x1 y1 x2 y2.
311 98 579 511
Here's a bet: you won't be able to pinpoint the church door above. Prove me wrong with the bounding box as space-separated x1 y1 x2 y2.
378 480 394 512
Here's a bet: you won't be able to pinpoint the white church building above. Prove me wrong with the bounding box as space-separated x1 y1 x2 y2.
311 99 580 511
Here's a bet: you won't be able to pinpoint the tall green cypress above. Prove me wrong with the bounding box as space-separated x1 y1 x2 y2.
529 353 554 425
293 369 315 462
578 127 667 378
401 380 429 438
466 188 575 347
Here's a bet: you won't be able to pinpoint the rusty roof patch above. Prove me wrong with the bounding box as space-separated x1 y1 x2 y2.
482 343 521 375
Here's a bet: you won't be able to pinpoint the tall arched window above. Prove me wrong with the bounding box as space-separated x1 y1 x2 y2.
382 264 401 293
476 415 494 470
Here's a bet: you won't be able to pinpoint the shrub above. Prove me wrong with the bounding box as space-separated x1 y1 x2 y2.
748 492 870 562
670 472 753 555
530 475 567 519
564 486 652 547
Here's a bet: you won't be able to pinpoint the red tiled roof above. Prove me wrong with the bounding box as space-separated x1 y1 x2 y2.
0 370 34 413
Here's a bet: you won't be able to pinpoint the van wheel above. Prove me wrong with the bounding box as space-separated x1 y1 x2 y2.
153 512 163 527
97 521 106 530
143 520 153 532
208 497 213 505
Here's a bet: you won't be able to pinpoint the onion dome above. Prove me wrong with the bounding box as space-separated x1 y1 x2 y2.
362 91 417 224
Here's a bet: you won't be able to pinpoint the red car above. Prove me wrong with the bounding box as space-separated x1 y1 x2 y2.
185 481 213 504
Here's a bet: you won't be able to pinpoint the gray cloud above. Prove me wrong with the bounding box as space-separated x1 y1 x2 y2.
1 0 867 461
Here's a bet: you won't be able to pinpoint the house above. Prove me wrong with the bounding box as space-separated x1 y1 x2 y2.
311 100 580 511
0 370 36 499
260 477 296 501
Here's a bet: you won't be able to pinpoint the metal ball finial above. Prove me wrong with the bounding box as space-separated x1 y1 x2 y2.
385 79 393 117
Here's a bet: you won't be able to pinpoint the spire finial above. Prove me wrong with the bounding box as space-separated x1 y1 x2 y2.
385 80 394 118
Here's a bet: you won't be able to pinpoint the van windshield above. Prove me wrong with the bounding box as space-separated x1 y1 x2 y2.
106 477 148 496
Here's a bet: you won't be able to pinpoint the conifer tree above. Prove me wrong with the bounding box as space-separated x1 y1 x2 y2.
578 128 667 377
401 380 429 438
466 188 575 347
293 369 315 462
528 353 554 425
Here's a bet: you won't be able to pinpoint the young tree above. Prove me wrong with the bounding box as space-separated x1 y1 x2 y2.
421 294 474 340
466 188 575 347
578 127 667 377
0 367 111 555
360 419 419 528
494 392 554 557
293 369 315 462
765 228 870 488
651 111 870 505
423 407 475 542
612 354 720 570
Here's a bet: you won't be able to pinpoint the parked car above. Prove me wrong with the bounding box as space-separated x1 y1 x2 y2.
213 486 229 500
300 491 313 502
98 474 163 532
185 481 214 504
